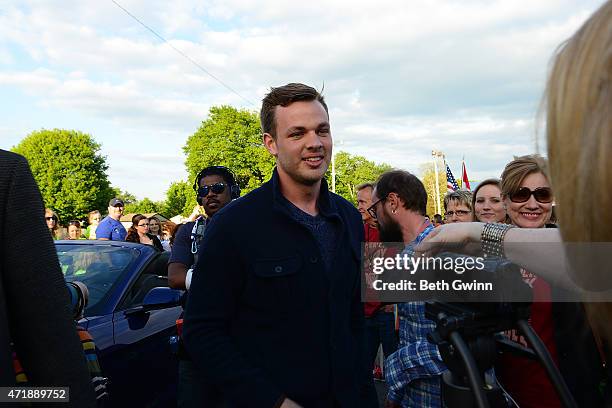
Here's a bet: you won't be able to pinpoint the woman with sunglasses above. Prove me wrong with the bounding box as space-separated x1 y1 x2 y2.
472 178 507 223
125 214 163 251
495 155 567 408
45 208 64 240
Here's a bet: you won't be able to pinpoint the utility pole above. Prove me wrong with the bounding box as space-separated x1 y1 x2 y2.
432 150 445 215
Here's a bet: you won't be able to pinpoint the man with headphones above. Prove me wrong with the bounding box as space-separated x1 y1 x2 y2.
168 165 239 408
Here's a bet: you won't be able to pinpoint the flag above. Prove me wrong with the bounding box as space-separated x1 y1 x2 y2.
461 160 471 190
446 163 459 192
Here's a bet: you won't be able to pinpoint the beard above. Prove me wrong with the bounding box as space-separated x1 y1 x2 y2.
378 217 403 243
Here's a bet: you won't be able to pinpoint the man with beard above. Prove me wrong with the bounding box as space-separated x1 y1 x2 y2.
183 83 371 408
168 165 239 408
368 170 446 408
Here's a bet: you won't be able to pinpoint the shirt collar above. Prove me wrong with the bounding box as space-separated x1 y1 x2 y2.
271 167 338 218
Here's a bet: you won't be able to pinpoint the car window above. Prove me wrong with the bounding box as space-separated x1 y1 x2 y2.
120 251 171 308
56 244 140 315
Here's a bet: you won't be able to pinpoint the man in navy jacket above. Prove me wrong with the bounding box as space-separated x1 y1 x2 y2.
183 83 369 407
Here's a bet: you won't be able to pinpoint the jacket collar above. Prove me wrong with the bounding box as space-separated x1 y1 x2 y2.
270 168 338 218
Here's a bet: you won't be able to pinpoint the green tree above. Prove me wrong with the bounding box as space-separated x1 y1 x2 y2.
184 105 275 194
110 188 138 206
326 151 392 203
420 163 447 217
162 181 196 217
125 198 163 215
12 129 114 221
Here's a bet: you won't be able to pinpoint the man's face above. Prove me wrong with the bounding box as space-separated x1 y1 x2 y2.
357 187 373 223
199 174 232 218
108 205 124 220
371 189 403 242
263 100 332 187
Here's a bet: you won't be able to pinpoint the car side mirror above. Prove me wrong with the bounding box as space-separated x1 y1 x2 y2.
142 287 183 311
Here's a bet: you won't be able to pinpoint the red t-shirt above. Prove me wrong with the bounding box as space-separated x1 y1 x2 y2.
363 223 382 318
497 269 561 408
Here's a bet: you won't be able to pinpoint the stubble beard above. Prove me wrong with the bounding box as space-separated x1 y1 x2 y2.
277 155 330 187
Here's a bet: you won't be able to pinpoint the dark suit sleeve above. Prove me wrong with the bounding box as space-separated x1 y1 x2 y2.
351 211 366 333
183 214 284 407
0 152 96 406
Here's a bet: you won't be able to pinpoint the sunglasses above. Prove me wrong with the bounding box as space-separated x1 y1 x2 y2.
509 187 553 204
197 182 227 198
367 196 387 220
45 217 57 222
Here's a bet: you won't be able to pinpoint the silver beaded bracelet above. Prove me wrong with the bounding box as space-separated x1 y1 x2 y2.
481 223 515 258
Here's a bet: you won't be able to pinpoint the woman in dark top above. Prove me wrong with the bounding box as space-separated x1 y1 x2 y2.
125 214 163 251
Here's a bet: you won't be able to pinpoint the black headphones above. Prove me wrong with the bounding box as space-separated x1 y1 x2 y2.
193 165 241 205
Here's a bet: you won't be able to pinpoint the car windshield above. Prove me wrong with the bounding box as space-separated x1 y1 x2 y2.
56 244 140 315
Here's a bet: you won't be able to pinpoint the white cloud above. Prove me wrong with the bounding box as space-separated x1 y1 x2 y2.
0 0 606 199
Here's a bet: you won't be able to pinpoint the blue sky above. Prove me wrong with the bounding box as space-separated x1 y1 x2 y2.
0 0 605 201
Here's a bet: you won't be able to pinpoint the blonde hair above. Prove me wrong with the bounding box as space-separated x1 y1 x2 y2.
545 1 612 340
443 189 473 212
546 1 612 242
88 210 101 224
500 155 550 199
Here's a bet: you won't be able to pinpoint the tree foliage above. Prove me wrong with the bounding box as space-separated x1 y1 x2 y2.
111 188 138 206
125 198 163 215
326 152 393 203
12 129 114 222
184 106 275 195
162 181 196 217
420 163 448 217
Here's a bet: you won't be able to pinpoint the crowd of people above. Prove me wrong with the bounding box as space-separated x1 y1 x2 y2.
44 200 177 250
2 1 612 407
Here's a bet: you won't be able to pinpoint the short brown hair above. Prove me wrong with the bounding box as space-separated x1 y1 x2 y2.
500 155 549 199
443 190 473 212
260 83 328 139
375 170 427 215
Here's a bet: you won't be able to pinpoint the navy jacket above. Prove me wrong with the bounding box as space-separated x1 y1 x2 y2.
183 170 366 408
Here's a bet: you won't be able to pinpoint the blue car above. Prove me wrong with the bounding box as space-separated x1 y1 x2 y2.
56 240 183 407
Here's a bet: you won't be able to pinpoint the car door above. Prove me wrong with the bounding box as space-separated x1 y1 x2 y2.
107 251 182 407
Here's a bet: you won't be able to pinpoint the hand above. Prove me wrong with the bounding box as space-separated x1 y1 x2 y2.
415 222 485 257
279 398 303 408
384 399 401 408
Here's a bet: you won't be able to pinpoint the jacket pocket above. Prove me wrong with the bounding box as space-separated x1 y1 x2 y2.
245 256 302 315
254 256 301 278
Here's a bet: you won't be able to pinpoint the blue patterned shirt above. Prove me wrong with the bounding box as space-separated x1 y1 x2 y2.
385 222 448 407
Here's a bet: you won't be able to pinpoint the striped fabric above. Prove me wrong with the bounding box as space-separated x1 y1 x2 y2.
77 326 109 401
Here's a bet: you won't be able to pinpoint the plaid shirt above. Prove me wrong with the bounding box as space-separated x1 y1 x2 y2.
385 223 447 407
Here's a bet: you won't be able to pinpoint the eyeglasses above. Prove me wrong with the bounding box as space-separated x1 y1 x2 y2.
197 182 227 198
137 223 149 227
45 217 57 222
367 196 387 219
509 187 553 204
445 210 471 218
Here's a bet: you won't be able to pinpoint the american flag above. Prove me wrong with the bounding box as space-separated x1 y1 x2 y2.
446 163 459 192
